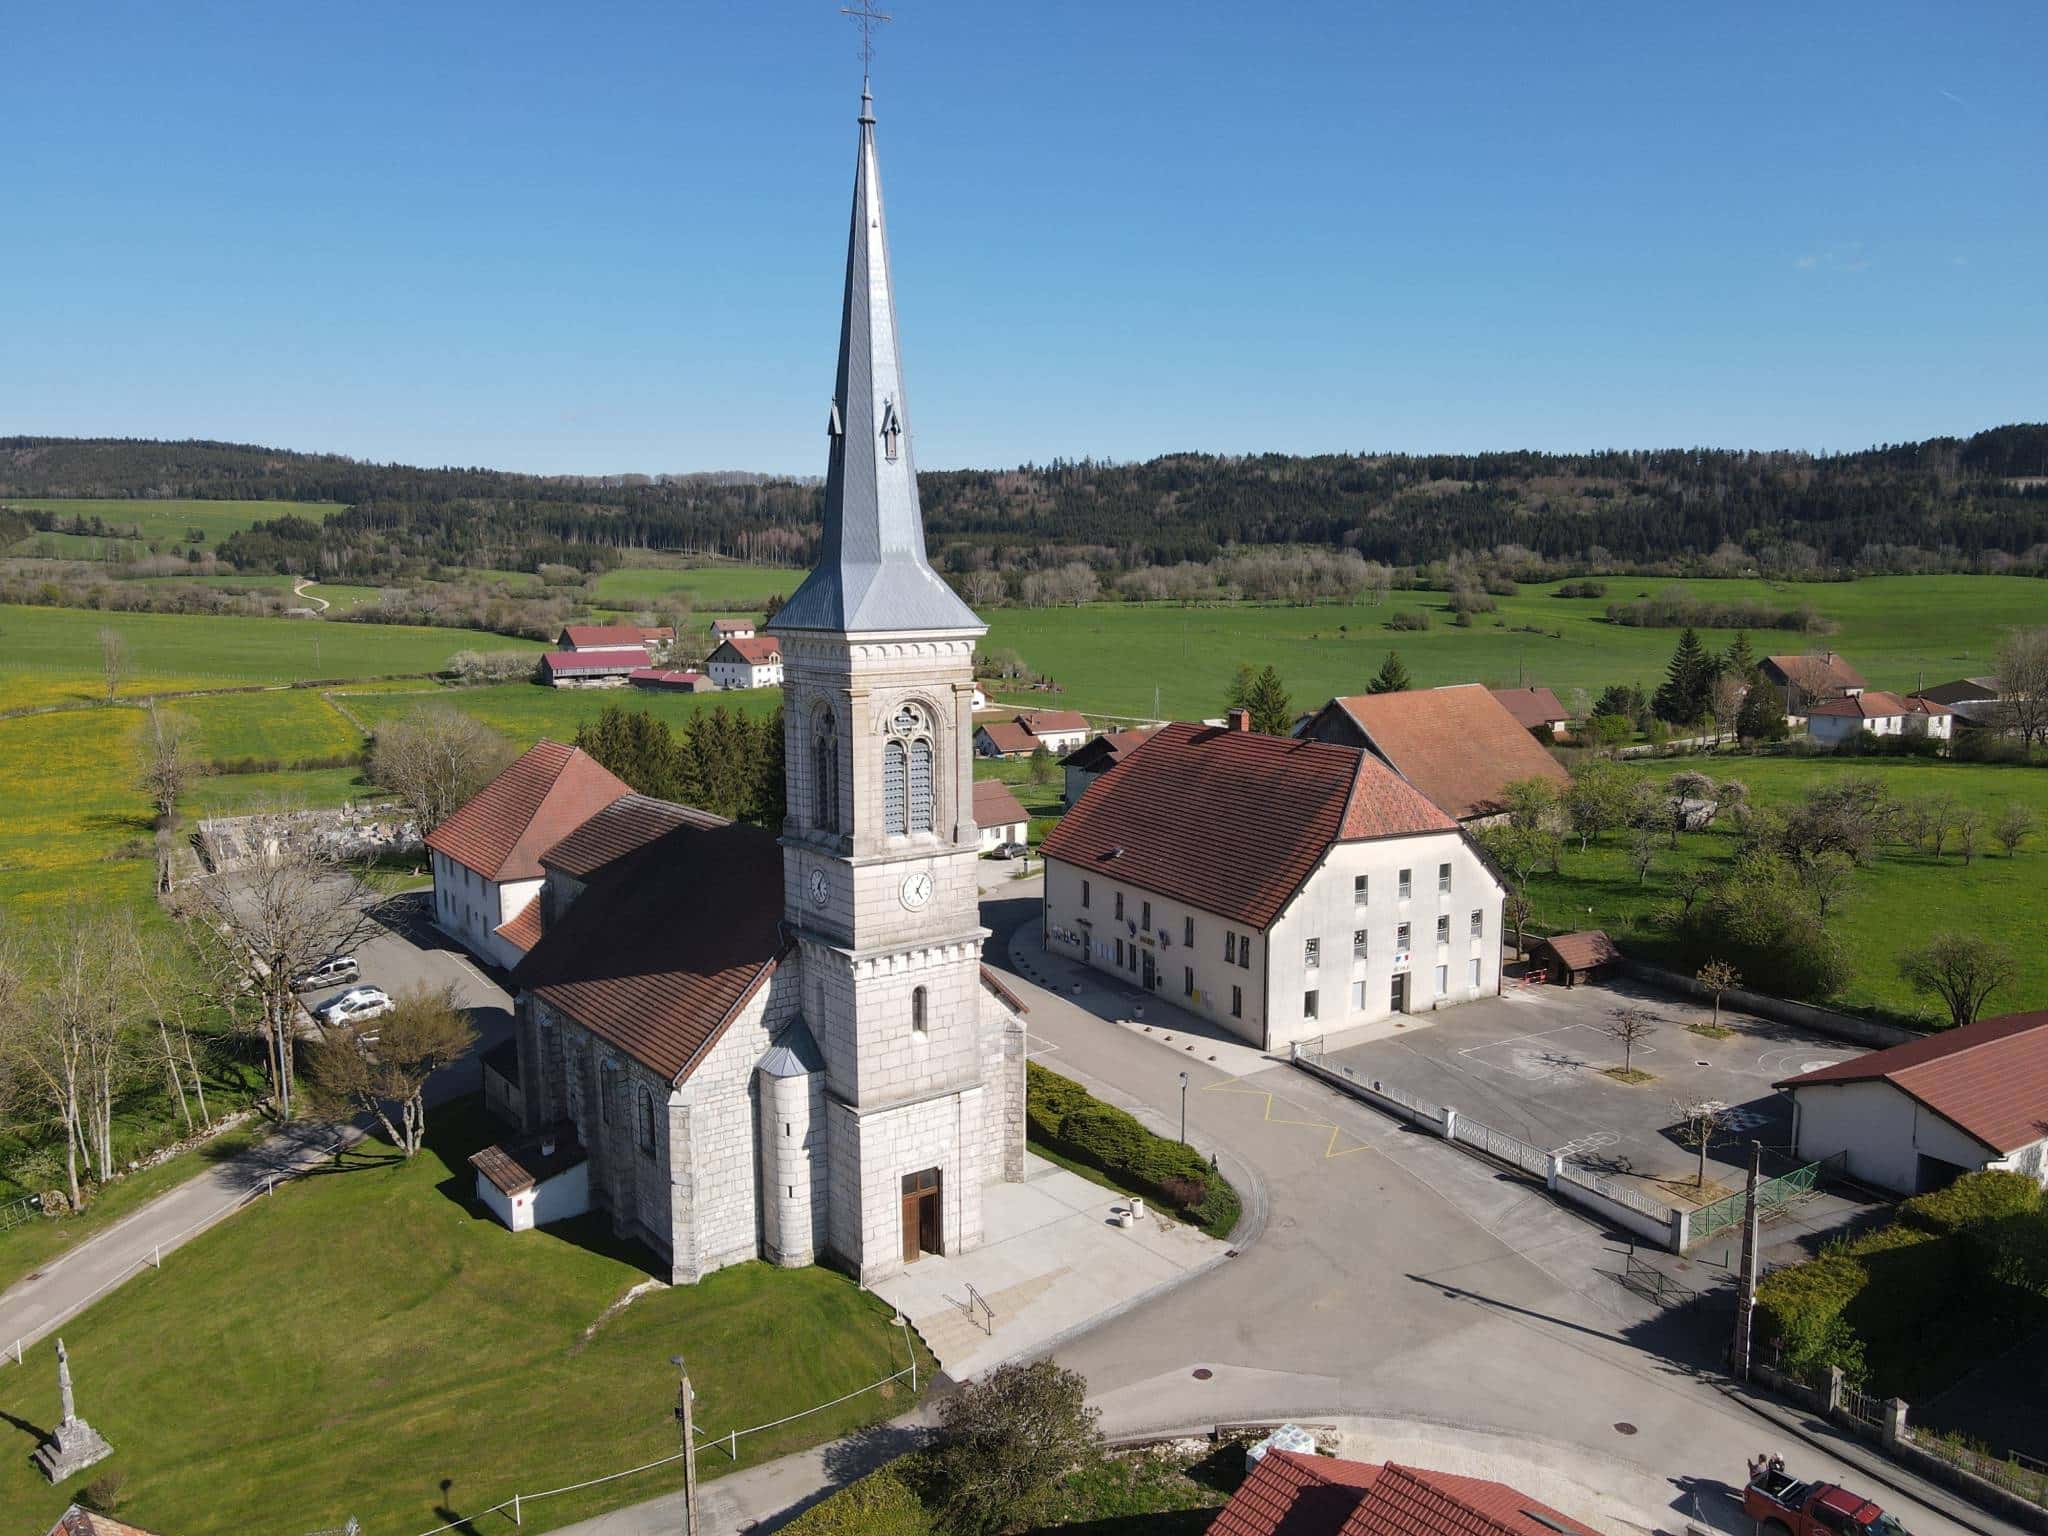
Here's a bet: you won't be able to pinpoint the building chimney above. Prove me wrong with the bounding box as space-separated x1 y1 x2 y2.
1227 707 1251 732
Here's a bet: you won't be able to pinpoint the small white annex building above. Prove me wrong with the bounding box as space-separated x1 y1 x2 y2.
424 741 630 970
470 1126 590 1231
706 635 784 690
1040 713 1506 1050
1777 1011 2048 1194
972 777 1029 852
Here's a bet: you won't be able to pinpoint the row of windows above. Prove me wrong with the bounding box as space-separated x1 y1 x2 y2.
1085 881 1254 968
1306 911 1484 965
1351 863 1454 904
1304 960 1482 1019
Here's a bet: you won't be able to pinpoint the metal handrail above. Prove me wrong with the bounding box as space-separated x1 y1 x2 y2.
963 1281 995 1335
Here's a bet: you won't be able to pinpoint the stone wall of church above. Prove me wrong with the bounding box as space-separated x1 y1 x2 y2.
827 1082 987 1283
979 991 1028 1183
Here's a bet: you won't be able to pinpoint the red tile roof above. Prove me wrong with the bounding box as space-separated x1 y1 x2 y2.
541 648 648 675
1041 722 1455 929
561 624 649 650
1209 1454 1602 1536
629 667 712 690
543 793 729 880
1017 707 1089 734
1489 686 1568 730
977 721 1038 756
495 900 543 954
710 618 755 635
1535 930 1621 972
425 741 630 881
711 635 782 665
46 1508 166 1536
469 1125 585 1196
1310 685 1568 820
514 816 788 1082
1806 689 1912 719
1061 726 1164 771
1762 652 1866 695
972 778 1030 829
1777 1010 2048 1155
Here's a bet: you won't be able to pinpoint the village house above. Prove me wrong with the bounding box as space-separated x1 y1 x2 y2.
425 741 630 969
1208 1449 1603 1536
709 617 757 643
1913 675 2001 708
1760 651 1866 715
1059 725 1163 806
1489 684 1571 738
538 647 647 688
973 707 1091 759
1805 689 1952 746
1041 711 1505 1050
465 80 1028 1286
971 777 1029 852
1776 1011 2048 1194
706 633 784 690
1296 683 1568 824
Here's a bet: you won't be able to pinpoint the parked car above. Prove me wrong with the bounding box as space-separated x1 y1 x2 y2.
293 955 360 991
995 842 1029 859
1743 1463 1904 1536
318 986 392 1027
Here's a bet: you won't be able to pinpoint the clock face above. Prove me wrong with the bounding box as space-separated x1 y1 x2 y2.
899 870 934 911
808 868 830 907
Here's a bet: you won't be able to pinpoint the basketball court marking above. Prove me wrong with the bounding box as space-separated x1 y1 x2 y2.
1458 1021 1660 1082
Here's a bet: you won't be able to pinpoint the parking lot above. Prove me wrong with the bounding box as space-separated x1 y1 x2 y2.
1322 976 1862 1201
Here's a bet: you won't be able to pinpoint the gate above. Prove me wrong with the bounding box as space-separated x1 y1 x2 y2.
1687 1155 1840 1246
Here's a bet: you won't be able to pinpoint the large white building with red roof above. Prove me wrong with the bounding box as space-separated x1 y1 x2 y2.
1040 712 1506 1049
424 740 630 969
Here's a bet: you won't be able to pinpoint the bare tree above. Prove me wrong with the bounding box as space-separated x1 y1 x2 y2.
1672 1098 1736 1188
1797 849 1856 922
305 985 475 1156
1628 825 1658 885
1993 802 2036 857
1922 793 1958 859
1502 891 1532 962
1898 933 2015 1030
135 705 198 823
1696 959 1741 1030
368 706 514 835
99 627 129 704
1994 626 2048 751
1604 1005 1655 1076
1953 805 1981 866
179 841 376 1118
128 925 215 1134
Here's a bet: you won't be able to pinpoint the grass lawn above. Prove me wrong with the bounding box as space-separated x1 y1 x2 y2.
177 689 366 762
1522 754 2048 1024
183 764 379 817
0 1117 269 1290
592 562 800 611
0 497 340 545
0 603 542 705
0 707 162 910
977 575 2046 720
346 680 782 749
0 1100 929 1536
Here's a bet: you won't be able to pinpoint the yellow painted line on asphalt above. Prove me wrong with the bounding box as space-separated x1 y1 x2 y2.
1201 1080 1374 1159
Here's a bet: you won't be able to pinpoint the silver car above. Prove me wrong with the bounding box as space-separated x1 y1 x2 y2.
318 986 392 1027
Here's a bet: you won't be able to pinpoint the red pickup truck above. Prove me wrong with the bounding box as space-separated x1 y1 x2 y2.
1742 1467 1906 1536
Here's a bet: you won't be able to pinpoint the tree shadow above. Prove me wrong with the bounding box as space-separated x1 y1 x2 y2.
819 1418 930 1484
431 1477 485 1536
80 810 157 836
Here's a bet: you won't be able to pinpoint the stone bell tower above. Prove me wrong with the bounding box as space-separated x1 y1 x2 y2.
766 80 995 1283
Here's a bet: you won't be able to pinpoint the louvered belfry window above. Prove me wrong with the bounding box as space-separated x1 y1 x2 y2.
883 740 907 834
814 708 839 831
909 739 934 832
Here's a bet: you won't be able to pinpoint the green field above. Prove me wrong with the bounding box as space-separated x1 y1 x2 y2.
592 562 802 611
0 1102 930 1535
1523 754 2048 1024
183 763 378 817
348 679 782 747
0 497 339 546
178 689 365 762
979 575 2046 720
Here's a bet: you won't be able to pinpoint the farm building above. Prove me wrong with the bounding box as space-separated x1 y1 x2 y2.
1530 929 1621 987
973 708 1091 759
425 741 629 970
1296 683 1568 824
1041 713 1504 1050
972 777 1029 852
1490 685 1571 738
1776 1011 2048 1194
706 634 783 689
629 666 715 693
1059 725 1164 806
1805 690 1951 745
539 648 647 688
559 624 650 653
1761 651 1865 715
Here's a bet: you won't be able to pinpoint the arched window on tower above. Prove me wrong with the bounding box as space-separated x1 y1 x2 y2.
883 740 907 834
911 985 927 1037
909 739 934 833
813 708 839 832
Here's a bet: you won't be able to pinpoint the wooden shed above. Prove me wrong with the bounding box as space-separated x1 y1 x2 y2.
1532 930 1621 987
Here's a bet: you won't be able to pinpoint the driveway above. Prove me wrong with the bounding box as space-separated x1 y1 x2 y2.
981 883 2016 1536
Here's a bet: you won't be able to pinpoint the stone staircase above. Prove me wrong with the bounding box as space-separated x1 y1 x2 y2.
908 1267 1068 1377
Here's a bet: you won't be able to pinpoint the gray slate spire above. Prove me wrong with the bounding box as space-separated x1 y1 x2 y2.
770 85 984 636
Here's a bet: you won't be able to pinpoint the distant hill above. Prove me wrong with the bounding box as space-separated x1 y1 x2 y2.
4 427 2046 581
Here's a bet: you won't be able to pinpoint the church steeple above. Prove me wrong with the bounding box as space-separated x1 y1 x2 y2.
770 84 983 635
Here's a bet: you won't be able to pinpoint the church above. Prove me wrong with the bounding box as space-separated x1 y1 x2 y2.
477 80 1029 1287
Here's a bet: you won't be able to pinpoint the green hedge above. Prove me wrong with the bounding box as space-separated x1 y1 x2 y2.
1901 1169 2043 1236
1025 1063 1242 1238
780 1460 933 1536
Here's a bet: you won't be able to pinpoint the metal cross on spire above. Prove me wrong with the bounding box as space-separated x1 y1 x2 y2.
839 0 892 83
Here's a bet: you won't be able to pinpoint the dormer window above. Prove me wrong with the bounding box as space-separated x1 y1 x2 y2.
881 398 902 462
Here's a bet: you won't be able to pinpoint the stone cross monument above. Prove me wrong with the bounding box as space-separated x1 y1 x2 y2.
33 1337 114 1483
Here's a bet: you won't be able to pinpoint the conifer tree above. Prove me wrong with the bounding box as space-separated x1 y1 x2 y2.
1735 678 1789 743
1652 628 1713 725
1244 665 1294 735
1368 651 1411 695
1724 630 1757 680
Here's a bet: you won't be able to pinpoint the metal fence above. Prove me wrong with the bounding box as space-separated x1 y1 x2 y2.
0 1194 40 1234
1451 1116 1552 1180
1688 1153 1840 1244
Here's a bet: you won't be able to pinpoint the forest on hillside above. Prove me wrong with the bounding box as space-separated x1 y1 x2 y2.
4 427 2047 586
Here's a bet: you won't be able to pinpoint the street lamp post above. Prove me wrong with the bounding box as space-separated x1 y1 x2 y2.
1178 1071 1189 1145
671 1354 697 1536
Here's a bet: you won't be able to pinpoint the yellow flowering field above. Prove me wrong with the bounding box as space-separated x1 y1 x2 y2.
0 708 159 911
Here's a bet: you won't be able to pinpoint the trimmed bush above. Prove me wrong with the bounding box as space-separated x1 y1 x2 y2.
1026 1063 1242 1238
780 1460 933 1536
1900 1169 2043 1237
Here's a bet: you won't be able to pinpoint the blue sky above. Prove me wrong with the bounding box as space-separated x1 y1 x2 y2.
4 2 2042 474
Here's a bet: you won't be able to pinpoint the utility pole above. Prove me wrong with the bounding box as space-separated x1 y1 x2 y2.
671 1355 698 1536
1730 1139 1762 1381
